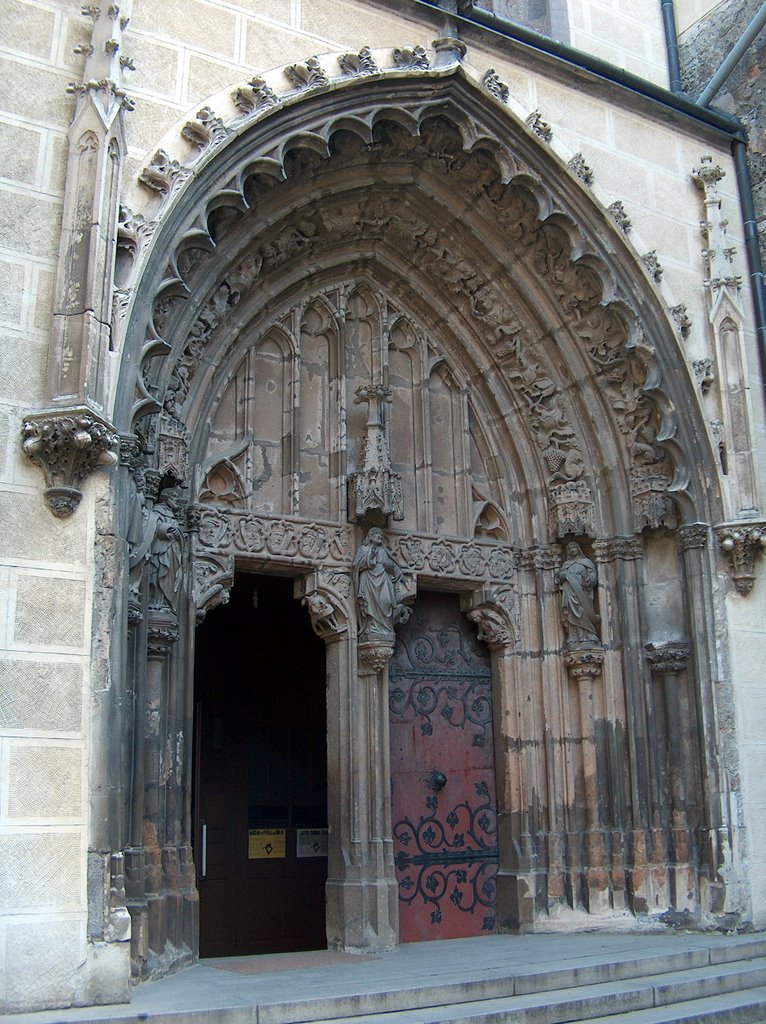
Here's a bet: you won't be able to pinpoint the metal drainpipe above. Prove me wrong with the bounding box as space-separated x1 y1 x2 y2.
697 2 766 106
732 138 766 415
660 0 684 93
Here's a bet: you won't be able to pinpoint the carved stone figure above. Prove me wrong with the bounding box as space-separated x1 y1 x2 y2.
556 541 600 646
130 486 185 615
353 527 411 643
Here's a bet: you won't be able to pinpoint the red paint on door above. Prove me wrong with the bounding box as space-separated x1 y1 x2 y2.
389 592 498 942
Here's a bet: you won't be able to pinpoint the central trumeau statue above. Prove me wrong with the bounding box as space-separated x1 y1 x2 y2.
353 527 411 644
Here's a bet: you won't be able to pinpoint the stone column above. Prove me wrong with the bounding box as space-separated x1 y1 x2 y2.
298 572 399 951
144 617 177 962
563 647 608 913
645 641 696 913
593 537 647 914
678 524 725 914
463 586 534 931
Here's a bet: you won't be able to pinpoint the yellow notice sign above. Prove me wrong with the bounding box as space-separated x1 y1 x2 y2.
248 829 286 859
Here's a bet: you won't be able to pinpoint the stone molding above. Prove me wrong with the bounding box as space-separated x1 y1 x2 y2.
716 521 766 595
22 409 119 517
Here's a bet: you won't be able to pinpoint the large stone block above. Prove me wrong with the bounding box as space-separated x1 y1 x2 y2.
0 121 40 187
1 917 85 1012
300 0 409 48
131 0 237 60
186 53 246 104
0 658 83 732
0 188 62 260
124 31 180 101
0 491 88 564
7 743 84 819
0 832 83 910
0 260 25 324
0 56 74 128
13 575 87 650
0 330 46 404
243 21 322 72
33 265 55 331
0 0 56 60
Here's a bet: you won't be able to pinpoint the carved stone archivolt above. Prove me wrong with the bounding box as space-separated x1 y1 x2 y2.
115 70 703 548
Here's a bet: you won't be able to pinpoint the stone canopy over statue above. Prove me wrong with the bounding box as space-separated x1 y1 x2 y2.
353 527 411 645
556 541 600 647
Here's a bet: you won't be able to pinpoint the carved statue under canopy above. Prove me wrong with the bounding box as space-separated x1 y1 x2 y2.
556 541 600 647
130 485 186 616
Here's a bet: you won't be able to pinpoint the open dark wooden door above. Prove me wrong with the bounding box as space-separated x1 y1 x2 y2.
389 592 498 942
194 573 328 957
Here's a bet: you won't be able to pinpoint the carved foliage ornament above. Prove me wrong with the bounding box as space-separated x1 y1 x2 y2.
22 410 119 516
716 523 766 595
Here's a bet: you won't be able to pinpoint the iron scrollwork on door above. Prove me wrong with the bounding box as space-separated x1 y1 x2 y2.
394 782 498 930
389 624 492 745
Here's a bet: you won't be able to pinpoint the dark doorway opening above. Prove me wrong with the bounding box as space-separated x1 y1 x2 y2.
194 572 328 957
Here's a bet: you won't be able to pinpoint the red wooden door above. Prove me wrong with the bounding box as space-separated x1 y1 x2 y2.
389 592 498 941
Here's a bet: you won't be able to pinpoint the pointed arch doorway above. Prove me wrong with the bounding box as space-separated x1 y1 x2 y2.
194 572 328 957
111 63 731 980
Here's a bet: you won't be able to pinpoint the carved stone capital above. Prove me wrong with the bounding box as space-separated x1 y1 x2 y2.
645 641 690 676
678 523 709 552
642 250 663 282
632 477 679 533
392 45 430 70
285 56 328 90
233 76 278 116
549 481 595 539
716 522 766 595
608 201 631 233
567 152 593 186
147 622 179 659
22 409 119 516
358 639 395 673
432 37 467 67
518 545 561 572
563 645 604 680
138 148 191 197
339 46 379 77
592 537 644 563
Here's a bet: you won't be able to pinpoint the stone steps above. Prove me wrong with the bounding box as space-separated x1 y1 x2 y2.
7 934 766 1024
268 950 766 1024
